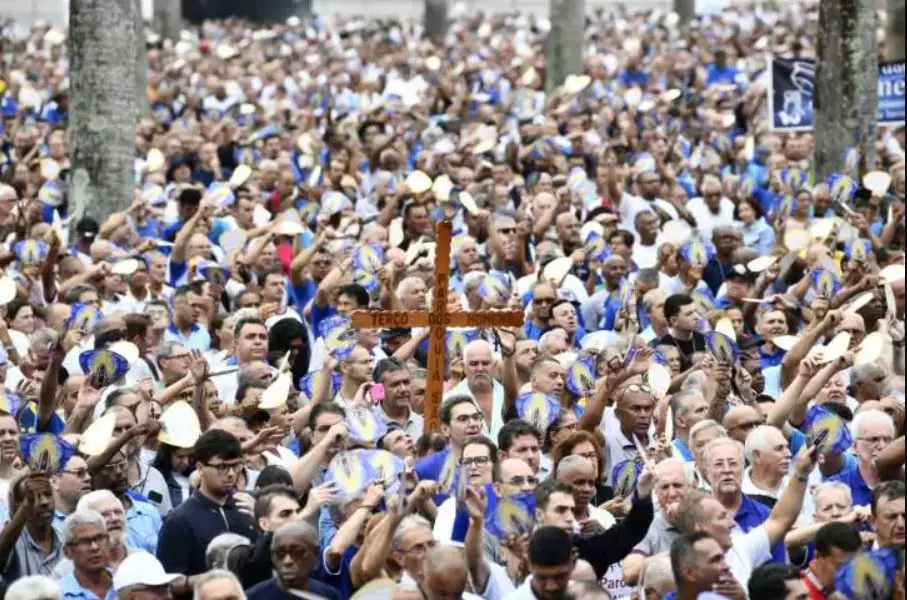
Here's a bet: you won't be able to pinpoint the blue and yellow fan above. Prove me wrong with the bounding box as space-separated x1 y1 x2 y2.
781 167 807 192
206 182 235 207
737 175 755 200
566 354 596 398
612 458 644 499
583 234 610 263
320 316 359 361
325 451 376 501
298 370 342 400
67 303 103 332
619 278 634 310
651 349 669 366
21 434 75 473
515 392 560 432
834 548 897 600
353 244 384 273
79 349 129 387
679 240 714 268
479 274 509 305
14 240 48 265
812 269 842 299
775 194 796 219
345 405 388 445
197 262 231 286
297 201 320 227
0 393 24 418
446 328 479 361
804 405 852 455
691 289 717 313
437 450 458 495
828 173 858 206
844 239 871 263
705 331 739 365
485 490 536 540
38 180 63 207
360 449 405 484
353 270 379 294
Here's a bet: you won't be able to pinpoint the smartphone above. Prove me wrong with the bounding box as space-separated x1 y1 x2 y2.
368 383 385 403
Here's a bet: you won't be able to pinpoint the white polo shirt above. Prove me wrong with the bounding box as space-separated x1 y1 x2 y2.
726 525 772 593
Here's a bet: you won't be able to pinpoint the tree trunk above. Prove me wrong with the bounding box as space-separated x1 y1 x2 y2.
887 0 906 59
674 0 695 22
69 0 139 221
814 0 878 182
424 0 448 42
546 0 585 94
135 0 151 119
153 0 182 41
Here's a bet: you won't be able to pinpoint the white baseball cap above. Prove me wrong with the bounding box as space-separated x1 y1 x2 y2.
113 552 182 591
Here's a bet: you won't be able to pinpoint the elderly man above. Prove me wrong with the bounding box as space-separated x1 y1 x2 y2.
824 409 896 507
396 276 428 310
687 177 736 245
194 570 247 600
245 521 339 600
872 481 905 548
743 426 814 523
722 405 764 445
59 511 113 600
444 340 505 439
623 458 695 584
0 472 64 578
373 357 424 440
668 391 710 462
675 443 816 589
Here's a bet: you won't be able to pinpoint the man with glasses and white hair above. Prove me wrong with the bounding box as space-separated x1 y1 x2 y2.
823 409 896 507
59 510 114 600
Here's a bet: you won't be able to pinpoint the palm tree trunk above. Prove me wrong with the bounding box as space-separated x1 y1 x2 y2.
814 0 878 181
69 0 139 220
135 0 150 119
887 0 906 60
424 0 448 42
546 0 585 94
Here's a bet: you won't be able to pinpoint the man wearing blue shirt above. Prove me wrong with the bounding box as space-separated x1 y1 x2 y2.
59 511 115 600
90 452 162 555
164 286 211 351
706 50 741 87
823 409 895 507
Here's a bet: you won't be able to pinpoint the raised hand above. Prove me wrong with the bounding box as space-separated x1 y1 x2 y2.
464 486 486 522
188 350 210 384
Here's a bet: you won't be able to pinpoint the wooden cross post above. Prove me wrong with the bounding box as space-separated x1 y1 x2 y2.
350 220 524 432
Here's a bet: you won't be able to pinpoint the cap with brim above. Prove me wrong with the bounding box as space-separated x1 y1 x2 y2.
113 552 182 591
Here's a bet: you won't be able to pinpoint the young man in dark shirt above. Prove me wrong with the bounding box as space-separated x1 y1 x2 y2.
651 294 707 372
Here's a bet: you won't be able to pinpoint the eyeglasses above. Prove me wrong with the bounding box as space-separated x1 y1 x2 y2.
205 460 244 474
403 539 438 555
732 421 762 432
460 456 492 468
534 296 556 304
68 533 109 549
62 468 90 479
555 422 578 433
506 475 539 487
857 436 893 446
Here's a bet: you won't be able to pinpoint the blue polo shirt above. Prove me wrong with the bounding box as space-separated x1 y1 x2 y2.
125 491 162 554
164 322 211 351
735 494 786 564
59 571 115 600
524 321 544 341
823 453 873 507
759 346 786 369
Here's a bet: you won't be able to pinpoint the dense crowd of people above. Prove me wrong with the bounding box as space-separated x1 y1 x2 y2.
0 2 903 599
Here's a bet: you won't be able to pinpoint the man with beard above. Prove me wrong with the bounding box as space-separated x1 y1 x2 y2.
246 521 340 600
623 458 695 585
374 358 424 440
58 511 114 600
52 455 92 534
157 429 256 576
0 472 64 577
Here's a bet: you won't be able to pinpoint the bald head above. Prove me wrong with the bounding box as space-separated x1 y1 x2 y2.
722 406 762 443
556 455 593 480
422 546 468 597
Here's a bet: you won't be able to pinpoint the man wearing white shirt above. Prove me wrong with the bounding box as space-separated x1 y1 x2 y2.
685 175 736 241
619 171 680 240
444 340 506 441
632 210 661 269
674 443 817 590
742 426 815 525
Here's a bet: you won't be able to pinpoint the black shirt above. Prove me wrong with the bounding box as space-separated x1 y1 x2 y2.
156 490 256 576
573 495 655 579
246 577 341 600
651 331 707 371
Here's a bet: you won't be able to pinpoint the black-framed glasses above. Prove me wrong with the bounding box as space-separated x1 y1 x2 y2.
732 421 762 433
68 532 109 549
205 460 244 474
506 475 539 487
461 456 492 468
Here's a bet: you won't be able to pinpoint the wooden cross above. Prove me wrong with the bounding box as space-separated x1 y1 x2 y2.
350 220 524 432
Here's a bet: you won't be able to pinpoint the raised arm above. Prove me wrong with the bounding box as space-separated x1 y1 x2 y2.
324 485 382 571
781 310 841 388
463 487 491 592
762 445 816 547
290 423 347 495
171 203 208 264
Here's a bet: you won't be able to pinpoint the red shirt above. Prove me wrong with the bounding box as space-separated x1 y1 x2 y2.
803 563 828 600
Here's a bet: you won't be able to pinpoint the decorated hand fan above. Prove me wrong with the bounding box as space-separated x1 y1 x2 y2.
485 490 536 540
325 451 376 501
21 434 75 473
478 275 509 304
360 449 406 484
705 331 739 365
804 405 851 455
79 349 130 387
834 548 897 600
515 392 560 432
298 370 342 401
198 262 231 286
14 240 48 265
844 239 871 263
828 173 858 206
353 244 384 273
584 234 610 263
345 405 388 444
445 328 479 361
565 353 596 398
812 269 841 299
612 458 644 499
679 240 714 269
320 316 360 361
781 167 807 192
